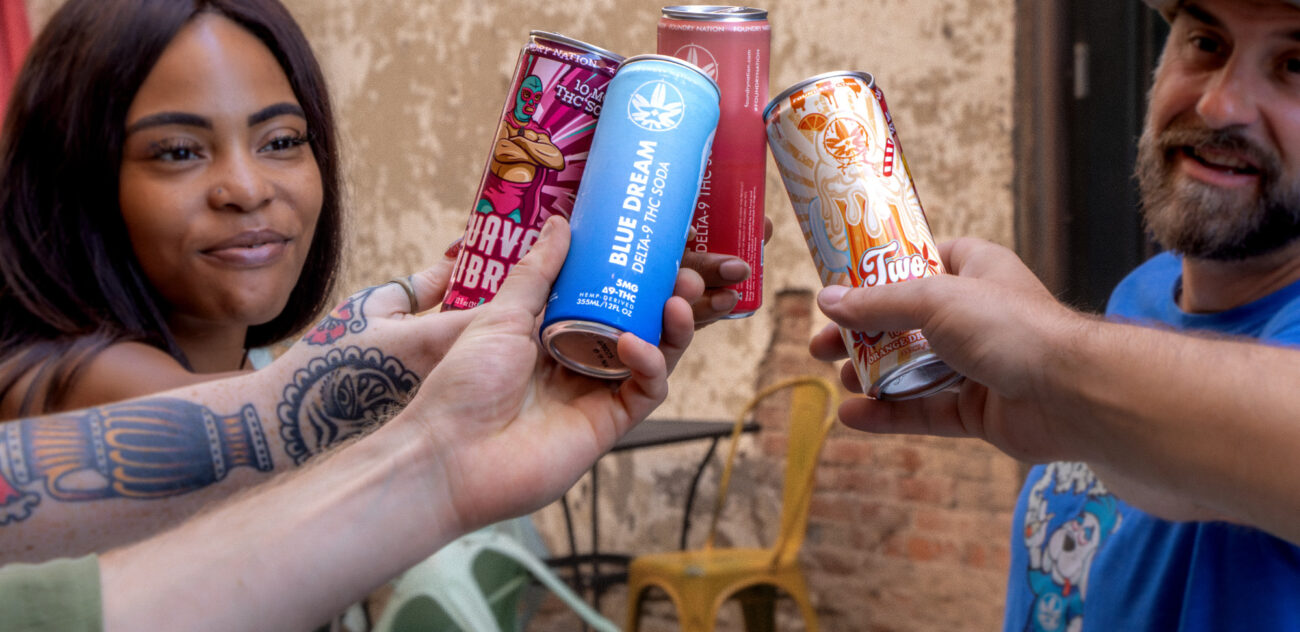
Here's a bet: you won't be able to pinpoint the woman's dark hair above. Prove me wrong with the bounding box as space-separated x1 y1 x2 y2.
0 0 343 414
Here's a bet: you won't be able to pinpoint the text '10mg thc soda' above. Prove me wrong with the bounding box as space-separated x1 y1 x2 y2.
541 55 720 379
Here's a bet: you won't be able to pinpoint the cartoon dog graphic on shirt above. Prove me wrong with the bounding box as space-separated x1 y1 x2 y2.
1022 462 1122 632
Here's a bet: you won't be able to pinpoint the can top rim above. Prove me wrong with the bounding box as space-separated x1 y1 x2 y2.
763 70 875 122
529 30 625 63
621 53 722 97
660 5 768 21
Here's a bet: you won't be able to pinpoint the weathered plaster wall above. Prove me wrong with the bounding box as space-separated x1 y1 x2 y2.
27 1 1019 629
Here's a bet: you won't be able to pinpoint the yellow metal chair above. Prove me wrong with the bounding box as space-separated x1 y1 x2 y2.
625 376 838 632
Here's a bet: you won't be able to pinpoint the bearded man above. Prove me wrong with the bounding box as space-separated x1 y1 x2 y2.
1004 1 1300 629
810 0 1300 629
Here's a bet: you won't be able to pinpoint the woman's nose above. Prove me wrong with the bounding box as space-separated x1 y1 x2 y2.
207 153 274 212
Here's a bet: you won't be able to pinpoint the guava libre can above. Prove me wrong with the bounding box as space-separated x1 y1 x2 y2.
541 55 721 379
764 71 961 400
443 32 623 311
658 5 769 319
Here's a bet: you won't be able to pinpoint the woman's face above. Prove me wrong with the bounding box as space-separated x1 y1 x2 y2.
119 13 323 335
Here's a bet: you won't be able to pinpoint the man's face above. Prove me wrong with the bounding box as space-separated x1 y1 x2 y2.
1136 0 1300 261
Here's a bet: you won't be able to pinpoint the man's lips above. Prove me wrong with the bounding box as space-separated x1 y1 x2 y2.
1179 145 1261 175
201 230 291 266
1172 144 1265 189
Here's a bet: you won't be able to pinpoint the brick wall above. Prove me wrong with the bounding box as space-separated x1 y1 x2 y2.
761 289 1021 631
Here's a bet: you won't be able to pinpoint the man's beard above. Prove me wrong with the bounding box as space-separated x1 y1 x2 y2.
1135 120 1300 261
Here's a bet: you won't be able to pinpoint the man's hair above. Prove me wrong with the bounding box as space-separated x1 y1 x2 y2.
0 0 345 414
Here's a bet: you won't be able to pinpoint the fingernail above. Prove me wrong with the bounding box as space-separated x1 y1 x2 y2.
539 215 561 241
719 259 750 282
710 290 740 312
444 238 463 259
819 285 849 306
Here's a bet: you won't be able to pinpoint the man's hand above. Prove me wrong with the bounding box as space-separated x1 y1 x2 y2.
414 216 693 533
810 237 1085 463
681 216 774 326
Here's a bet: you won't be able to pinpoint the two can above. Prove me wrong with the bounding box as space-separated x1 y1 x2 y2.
443 32 623 311
540 55 721 379
658 6 769 318
765 71 961 400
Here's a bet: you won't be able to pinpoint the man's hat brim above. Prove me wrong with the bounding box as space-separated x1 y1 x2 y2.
1143 0 1300 19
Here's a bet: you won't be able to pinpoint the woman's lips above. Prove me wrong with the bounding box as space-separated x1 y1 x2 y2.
201 230 291 266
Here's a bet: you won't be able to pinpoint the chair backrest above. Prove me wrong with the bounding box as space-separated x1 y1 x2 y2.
704 376 838 567
374 521 619 632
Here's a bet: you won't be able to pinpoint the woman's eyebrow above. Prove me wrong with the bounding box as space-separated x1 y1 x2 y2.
125 112 211 134
249 102 306 126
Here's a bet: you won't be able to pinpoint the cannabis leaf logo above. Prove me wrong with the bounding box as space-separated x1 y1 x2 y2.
628 80 686 131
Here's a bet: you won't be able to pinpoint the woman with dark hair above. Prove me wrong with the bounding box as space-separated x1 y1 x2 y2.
0 0 344 418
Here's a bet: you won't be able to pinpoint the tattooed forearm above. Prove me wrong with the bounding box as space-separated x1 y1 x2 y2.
278 346 419 465
0 400 272 525
303 285 379 345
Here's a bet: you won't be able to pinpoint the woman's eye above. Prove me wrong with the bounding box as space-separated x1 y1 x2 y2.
261 133 309 153
1285 57 1300 76
151 141 202 162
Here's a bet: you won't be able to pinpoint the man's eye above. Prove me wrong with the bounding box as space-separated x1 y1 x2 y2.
1193 35 1223 54
1285 57 1300 75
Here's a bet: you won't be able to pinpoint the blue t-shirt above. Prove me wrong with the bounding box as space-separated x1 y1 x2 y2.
1004 252 1300 631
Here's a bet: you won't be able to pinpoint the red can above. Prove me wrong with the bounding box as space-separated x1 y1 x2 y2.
443 32 623 311
658 6 769 318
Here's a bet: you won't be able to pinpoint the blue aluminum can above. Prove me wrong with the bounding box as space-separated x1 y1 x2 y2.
541 54 720 379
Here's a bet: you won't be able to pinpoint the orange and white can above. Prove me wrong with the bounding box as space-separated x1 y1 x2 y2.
763 70 961 400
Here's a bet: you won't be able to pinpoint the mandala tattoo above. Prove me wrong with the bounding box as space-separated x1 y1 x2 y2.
0 400 272 525
277 346 420 465
303 286 379 346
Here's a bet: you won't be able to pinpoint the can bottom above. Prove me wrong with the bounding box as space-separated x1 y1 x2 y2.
541 320 632 380
868 354 964 401
720 309 756 320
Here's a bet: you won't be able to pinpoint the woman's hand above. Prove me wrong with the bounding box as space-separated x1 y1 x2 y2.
412 216 694 533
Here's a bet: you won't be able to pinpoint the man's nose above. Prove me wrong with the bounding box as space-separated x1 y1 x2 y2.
1196 57 1261 130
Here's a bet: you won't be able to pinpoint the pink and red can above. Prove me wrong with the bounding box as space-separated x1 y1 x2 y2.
443 32 623 311
658 5 769 318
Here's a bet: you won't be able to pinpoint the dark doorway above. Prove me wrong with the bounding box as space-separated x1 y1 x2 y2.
1015 1 1169 312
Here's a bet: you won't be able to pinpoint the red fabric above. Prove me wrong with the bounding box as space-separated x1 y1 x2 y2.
1 0 31 121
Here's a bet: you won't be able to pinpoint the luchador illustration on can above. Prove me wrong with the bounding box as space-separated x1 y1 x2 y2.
765 71 961 399
443 32 623 311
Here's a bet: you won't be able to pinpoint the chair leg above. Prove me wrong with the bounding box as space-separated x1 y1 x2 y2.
625 582 645 632
735 585 778 632
781 573 819 632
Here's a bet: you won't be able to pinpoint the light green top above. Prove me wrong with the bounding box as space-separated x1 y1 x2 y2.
0 554 102 632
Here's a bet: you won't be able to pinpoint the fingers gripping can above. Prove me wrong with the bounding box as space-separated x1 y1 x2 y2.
541 55 721 379
443 32 623 311
764 71 961 400
658 6 769 319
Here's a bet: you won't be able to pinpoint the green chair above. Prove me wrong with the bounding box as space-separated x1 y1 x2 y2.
372 519 618 632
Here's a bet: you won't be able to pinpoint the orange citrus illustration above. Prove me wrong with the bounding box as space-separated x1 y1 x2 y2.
797 112 828 142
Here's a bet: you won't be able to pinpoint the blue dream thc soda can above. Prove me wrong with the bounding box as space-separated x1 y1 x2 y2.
541 54 720 379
